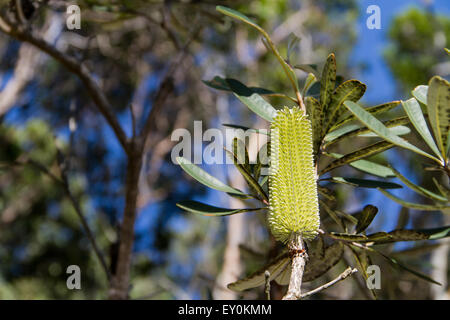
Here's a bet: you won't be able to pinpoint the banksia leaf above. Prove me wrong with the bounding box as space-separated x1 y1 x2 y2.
269 107 320 243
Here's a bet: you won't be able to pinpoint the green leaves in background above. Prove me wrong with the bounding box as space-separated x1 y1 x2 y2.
427 76 450 159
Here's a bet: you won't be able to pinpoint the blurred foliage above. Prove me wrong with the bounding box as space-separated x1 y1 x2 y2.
385 7 450 93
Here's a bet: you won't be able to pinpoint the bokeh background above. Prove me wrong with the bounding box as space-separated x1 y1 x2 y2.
0 0 449 299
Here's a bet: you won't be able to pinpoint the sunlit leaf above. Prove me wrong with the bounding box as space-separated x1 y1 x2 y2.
344 101 442 163
320 141 394 175
427 76 450 158
412 85 428 105
325 152 395 178
226 79 277 122
402 98 442 160
176 157 246 196
332 101 400 130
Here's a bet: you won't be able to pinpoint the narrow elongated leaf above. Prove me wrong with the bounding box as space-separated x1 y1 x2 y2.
328 177 402 189
389 166 448 202
344 101 442 163
320 141 394 175
348 246 377 299
412 85 428 105
332 101 400 130
324 117 410 148
226 79 277 122
326 152 395 178
176 200 263 216
427 76 450 157
402 98 442 159
295 64 320 78
306 96 324 155
302 73 318 96
378 189 450 211
318 186 335 201
176 157 246 196
225 147 268 202
319 199 346 231
227 252 290 291
375 250 441 285
222 124 269 135
320 53 337 109
324 80 366 134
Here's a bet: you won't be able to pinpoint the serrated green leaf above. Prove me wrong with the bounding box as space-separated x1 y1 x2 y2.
320 141 394 175
320 53 337 110
326 152 395 178
306 96 324 155
226 79 277 122
427 76 450 159
412 85 428 105
402 98 442 160
176 157 245 196
324 80 366 134
389 166 448 202
176 200 264 216
332 101 401 130
378 189 450 211
344 101 442 164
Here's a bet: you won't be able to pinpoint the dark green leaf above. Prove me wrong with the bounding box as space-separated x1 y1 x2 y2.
320 53 337 110
320 141 394 175
355 205 378 234
176 200 263 216
327 177 402 189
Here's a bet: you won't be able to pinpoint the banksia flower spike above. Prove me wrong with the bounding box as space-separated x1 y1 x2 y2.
269 106 320 244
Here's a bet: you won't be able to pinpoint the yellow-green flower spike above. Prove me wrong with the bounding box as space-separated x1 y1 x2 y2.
269 106 320 243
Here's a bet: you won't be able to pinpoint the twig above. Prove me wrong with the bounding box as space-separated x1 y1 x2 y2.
264 270 271 300
300 267 358 299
